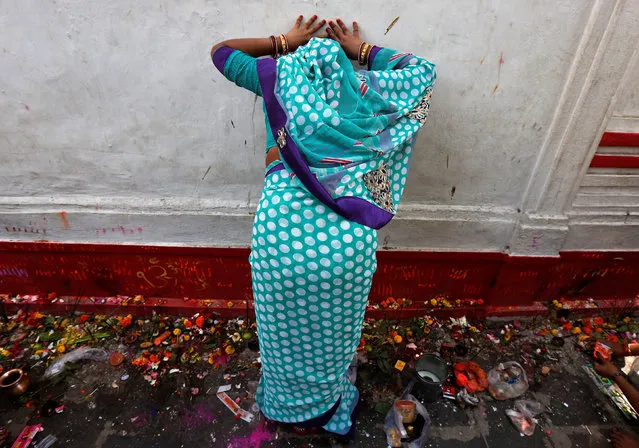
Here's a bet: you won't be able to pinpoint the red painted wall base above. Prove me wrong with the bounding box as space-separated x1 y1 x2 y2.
0 242 637 317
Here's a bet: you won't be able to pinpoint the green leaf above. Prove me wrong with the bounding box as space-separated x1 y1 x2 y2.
38 332 62 342
374 402 392 415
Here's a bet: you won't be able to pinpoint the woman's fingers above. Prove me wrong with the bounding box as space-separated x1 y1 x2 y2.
325 27 336 39
310 19 326 34
336 18 349 35
304 15 318 28
294 15 304 28
328 21 344 38
352 21 360 37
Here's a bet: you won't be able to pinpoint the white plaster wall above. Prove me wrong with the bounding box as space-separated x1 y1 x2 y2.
0 0 637 251
607 53 639 133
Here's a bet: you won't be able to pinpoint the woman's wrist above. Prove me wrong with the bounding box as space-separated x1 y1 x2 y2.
610 369 623 381
284 33 298 52
269 34 291 58
357 41 374 65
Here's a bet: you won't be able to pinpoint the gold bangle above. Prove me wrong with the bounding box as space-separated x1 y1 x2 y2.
358 43 367 64
364 44 373 65
358 42 366 62
359 42 371 65
279 34 288 55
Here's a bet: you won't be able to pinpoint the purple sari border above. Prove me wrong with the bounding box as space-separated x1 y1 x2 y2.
368 46 381 71
212 46 235 74
265 162 285 176
256 58 393 230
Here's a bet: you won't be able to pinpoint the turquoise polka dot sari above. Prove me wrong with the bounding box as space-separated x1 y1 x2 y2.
213 38 435 434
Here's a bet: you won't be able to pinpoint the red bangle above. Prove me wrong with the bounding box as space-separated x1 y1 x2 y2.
270 35 279 58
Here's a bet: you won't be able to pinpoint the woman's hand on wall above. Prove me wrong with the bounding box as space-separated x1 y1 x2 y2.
326 19 363 60
286 15 326 52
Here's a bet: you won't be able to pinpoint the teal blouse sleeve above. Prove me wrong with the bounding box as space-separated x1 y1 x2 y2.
222 49 262 96
213 47 276 151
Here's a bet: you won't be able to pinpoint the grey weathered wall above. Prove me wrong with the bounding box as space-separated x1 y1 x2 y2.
1 0 637 252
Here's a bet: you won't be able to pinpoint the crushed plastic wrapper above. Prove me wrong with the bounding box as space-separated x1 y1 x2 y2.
488 361 528 400
505 400 545 436
43 347 108 379
33 434 58 448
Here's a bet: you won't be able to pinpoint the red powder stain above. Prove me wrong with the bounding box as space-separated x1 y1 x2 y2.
57 211 70 229
227 424 272 448
24 104 30 111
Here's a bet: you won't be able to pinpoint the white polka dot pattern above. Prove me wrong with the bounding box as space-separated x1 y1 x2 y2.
252 166 377 434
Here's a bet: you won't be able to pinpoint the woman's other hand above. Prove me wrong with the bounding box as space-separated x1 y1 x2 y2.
592 340 627 358
593 359 621 379
326 19 363 60
286 15 326 52
605 341 628 358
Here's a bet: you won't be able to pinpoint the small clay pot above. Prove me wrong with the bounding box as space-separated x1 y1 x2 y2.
0 369 30 396
395 399 417 423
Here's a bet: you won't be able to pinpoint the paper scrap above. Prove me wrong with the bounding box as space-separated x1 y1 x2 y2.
217 392 254 423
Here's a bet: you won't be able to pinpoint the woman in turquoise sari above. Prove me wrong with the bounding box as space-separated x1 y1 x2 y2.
211 16 436 437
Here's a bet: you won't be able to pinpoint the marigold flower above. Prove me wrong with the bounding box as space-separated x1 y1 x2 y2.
504 333 512 342
572 327 582 335
225 345 235 355
195 316 205 328
120 315 133 328
184 319 193 328
173 328 181 336
393 335 403 344
594 317 605 326
607 334 619 343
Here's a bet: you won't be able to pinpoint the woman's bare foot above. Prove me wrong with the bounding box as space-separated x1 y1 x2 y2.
611 427 639 448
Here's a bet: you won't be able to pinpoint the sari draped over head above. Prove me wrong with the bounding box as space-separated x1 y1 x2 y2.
216 38 436 229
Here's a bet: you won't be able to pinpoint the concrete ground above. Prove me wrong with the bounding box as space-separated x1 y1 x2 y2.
1 333 638 448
